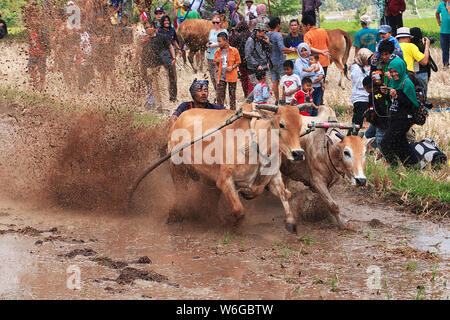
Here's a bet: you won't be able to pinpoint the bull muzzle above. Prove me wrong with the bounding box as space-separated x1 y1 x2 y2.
355 177 367 186
291 149 305 161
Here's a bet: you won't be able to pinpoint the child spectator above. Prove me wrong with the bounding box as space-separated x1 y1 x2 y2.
214 32 241 110
308 54 324 113
248 69 272 104
280 60 301 105
291 77 317 116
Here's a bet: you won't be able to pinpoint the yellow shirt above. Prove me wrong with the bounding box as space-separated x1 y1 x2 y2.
399 42 425 72
174 0 187 16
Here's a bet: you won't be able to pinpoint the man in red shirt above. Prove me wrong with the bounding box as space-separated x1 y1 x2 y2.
301 14 330 78
387 0 406 36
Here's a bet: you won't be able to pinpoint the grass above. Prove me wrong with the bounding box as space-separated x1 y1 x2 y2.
322 17 442 48
1 26 27 43
365 157 449 218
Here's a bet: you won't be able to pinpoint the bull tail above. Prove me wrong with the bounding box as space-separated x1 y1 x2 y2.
342 31 352 80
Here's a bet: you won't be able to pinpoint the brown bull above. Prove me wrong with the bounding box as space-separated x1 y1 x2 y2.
177 17 228 73
280 106 374 229
168 104 304 232
327 29 353 87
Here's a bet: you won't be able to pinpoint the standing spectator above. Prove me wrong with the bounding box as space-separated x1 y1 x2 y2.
378 0 388 26
301 14 330 79
301 14 329 105
141 20 176 110
410 27 434 99
174 0 187 25
109 0 124 23
214 32 241 110
354 15 381 55
207 14 228 91
396 27 431 74
137 2 151 24
244 0 258 24
376 25 403 57
252 4 269 31
158 15 180 102
154 7 165 28
267 16 293 105
380 57 419 167
230 21 254 97
182 1 201 20
349 48 373 135
227 1 244 29
386 0 406 36
245 23 272 86
291 77 317 116
26 10 50 92
280 60 302 105
0 12 8 39
302 0 322 23
215 0 227 13
436 0 450 68
190 0 205 16
283 19 304 64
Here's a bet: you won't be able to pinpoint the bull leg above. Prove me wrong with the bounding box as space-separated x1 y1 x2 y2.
216 175 245 224
188 51 198 73
268 172 297 233
310 178 347 229
334 60 346 88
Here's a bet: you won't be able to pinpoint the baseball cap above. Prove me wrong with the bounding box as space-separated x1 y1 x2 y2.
396 27 412 39
359 15 371 25
183 0 191 7
379 25 392 34
154 7 165 14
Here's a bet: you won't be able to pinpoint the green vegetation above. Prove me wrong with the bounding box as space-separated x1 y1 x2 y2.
364 157 449 219
322 17 442 48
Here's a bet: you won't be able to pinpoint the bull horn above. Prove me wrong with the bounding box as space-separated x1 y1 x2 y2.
254 104 278 113
335 132 345 140
297 103 313 112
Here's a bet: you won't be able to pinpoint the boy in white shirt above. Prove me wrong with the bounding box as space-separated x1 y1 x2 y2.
280 60 301 105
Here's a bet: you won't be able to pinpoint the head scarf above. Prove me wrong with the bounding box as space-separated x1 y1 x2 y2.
227 1 240 27
388 57 418 107
189 79 209 98
160 15 171 29
297 43 311 69
353 48 373 67
256 3 266 15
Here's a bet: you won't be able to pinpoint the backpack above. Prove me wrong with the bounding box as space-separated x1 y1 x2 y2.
401 78 428 126
411 138 447 169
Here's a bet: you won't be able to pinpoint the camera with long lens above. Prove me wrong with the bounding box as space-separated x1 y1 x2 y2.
427 37 436 44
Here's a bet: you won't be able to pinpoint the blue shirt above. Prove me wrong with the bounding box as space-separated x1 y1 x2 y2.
437 1 450 34
172 101 225 117
268 31 285 66
253 82 271 103
376 35 403 57
354 27 381 52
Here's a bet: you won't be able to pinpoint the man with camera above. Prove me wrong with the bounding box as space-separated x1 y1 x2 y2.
396 27 431 99
245 22 273 86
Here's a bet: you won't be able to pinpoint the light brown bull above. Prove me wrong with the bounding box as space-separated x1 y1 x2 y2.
327 29 353 87
168 104 304 233
177 17 228 73
280 106 374 229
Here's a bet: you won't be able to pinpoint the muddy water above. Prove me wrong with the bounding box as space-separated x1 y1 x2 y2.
0 181 448 300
